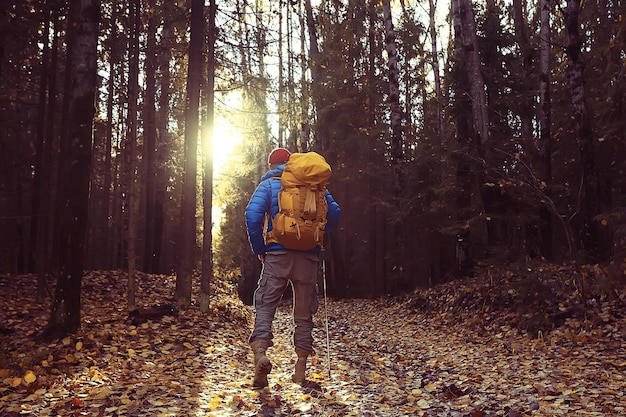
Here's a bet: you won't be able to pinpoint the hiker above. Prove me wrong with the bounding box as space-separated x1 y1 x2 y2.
245 147 340 389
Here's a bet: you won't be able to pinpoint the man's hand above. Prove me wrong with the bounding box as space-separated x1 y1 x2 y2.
258 254 266 262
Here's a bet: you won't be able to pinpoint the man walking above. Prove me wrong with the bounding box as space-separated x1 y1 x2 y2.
245 147 340 388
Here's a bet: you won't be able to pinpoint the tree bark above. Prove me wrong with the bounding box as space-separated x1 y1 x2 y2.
44 0 99 339
458 0 488 145
512 0 533 141
538 0 553 259
33 4 56 301
295 0 309 151
451 0 475 277
126 0 141 312
564 0 600 258
176 0 204 305
154 23 172 274
143 0 158 273
200 0 217 313
428 0 443 139
103 3 115 268
382 0 404 193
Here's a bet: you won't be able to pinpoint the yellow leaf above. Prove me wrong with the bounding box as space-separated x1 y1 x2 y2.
89 368 103 381
424 383 436 392
128 349 136 355
417 399 429 409
12 377 23 387
129 329 138 336
24 371 37 384
76 341 83 351
208 397 222 410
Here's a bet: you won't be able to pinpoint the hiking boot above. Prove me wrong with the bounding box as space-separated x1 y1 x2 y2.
250 339 272 388
292 349 312 385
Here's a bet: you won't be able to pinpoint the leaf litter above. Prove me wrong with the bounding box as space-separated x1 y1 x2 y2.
0 263 625 416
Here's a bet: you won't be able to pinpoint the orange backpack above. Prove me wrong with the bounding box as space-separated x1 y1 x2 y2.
265 152 332 250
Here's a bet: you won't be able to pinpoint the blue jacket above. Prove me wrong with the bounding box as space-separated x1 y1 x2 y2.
245 164 340 255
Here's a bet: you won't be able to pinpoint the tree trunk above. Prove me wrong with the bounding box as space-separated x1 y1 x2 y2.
277 0 284 147
428 0 443 139
126 0 140 312
44 0 99 339
111 55 126 269
143 0 158 273
538 0 553 259
458 0 489 145
298 0 309 151
154 24 172 274
286 4 298 151
382 0 408 289
200 0 217 313
564 0 600 259
382 0 403 194
304 0 320 83
103 7 114 268
303 0 324 144
512 0 533 141
33 4 56 301
31 4 50 274
451 0 475 277
176 0 204 305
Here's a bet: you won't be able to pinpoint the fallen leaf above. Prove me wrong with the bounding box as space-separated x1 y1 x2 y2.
24 371 36 384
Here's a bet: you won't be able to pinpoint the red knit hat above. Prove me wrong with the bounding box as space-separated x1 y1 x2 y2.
268 147 291 165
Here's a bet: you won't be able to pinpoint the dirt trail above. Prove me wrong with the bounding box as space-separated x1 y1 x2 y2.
1 273 625 416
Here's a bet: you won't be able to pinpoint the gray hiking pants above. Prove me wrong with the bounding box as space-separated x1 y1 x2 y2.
249 250 320 352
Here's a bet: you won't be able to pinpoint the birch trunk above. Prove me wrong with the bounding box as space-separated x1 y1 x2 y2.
382 0 404 194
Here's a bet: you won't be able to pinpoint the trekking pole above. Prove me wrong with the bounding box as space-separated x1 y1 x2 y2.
322 248 331 379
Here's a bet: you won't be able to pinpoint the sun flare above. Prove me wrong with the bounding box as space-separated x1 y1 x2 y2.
209 119 243 176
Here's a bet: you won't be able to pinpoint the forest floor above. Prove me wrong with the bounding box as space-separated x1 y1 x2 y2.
1 262 625 417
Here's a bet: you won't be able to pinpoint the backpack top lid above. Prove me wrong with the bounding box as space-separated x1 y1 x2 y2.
282 152 331 188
